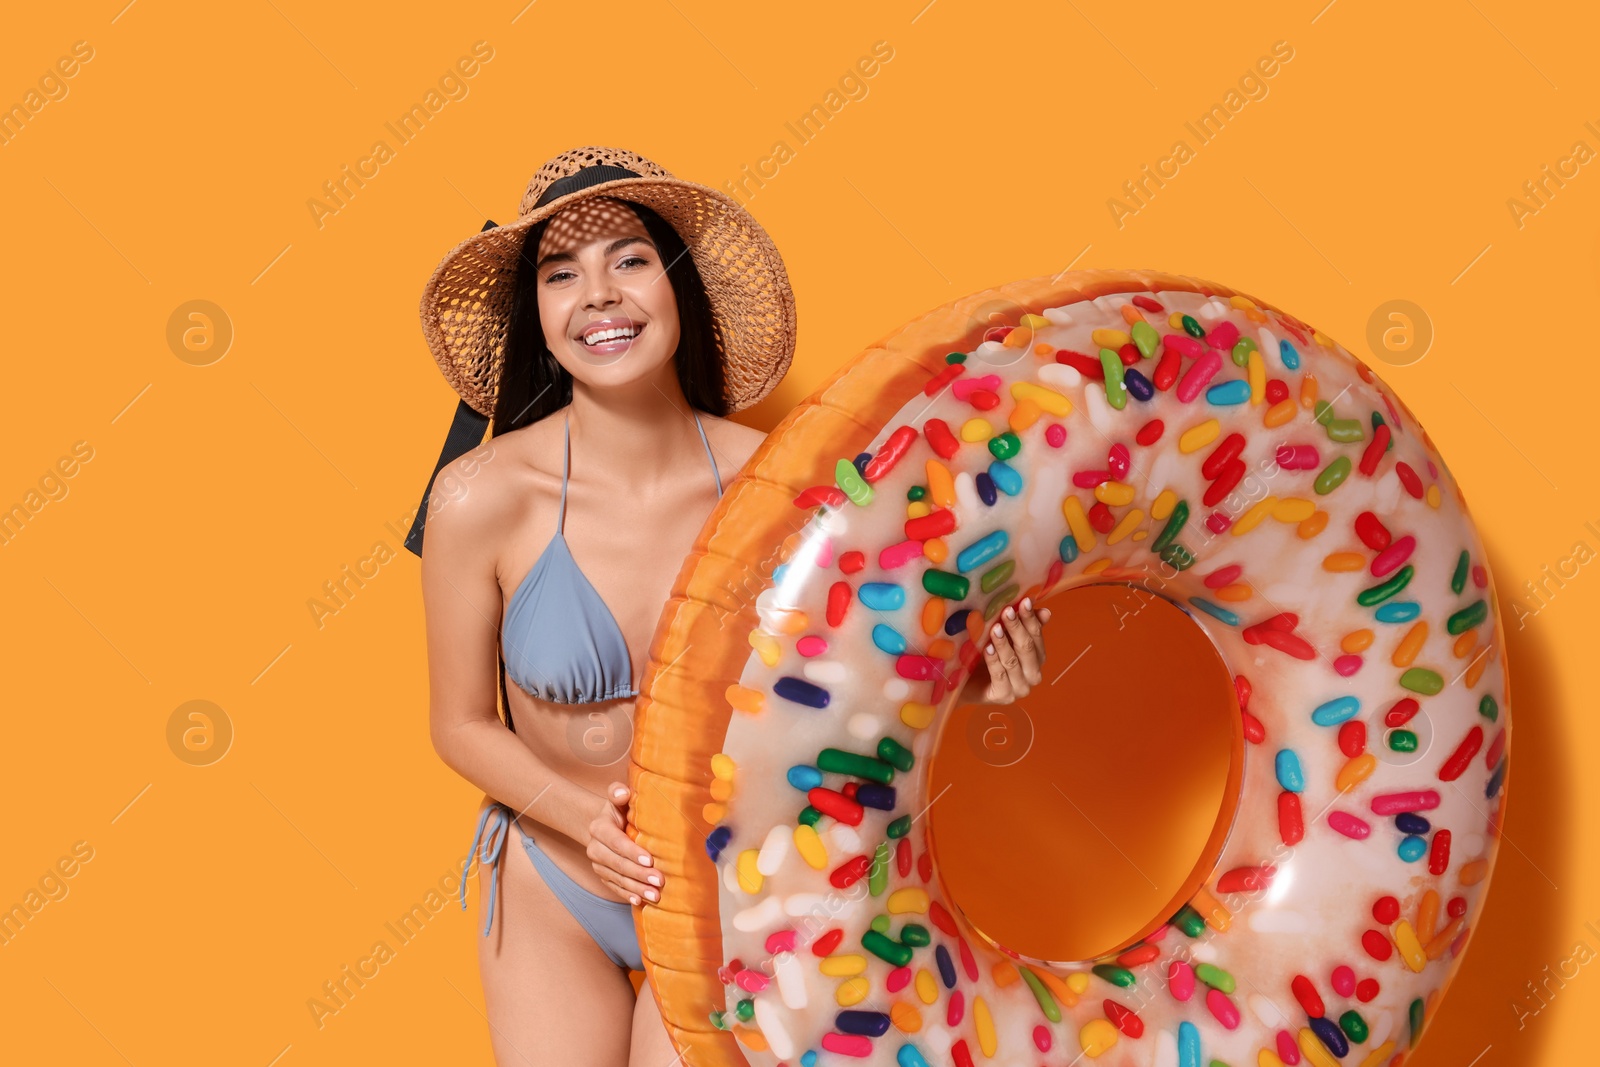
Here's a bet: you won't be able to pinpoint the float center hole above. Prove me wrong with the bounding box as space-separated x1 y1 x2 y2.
925 582 1241 963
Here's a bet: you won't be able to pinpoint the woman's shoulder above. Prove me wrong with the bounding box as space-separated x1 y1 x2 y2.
701 412 766 468
424 414 561 546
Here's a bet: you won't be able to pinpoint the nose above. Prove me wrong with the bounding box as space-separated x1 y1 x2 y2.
582 266 622 312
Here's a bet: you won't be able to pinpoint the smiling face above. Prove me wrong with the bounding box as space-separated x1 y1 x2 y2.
532 196 682 388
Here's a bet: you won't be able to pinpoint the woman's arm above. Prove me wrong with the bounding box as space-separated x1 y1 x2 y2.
420 469 603 848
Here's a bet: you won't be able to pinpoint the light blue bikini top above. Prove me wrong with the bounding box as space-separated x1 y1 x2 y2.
501 410 723 704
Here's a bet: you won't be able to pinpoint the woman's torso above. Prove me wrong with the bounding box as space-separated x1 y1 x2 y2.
491 407 734 899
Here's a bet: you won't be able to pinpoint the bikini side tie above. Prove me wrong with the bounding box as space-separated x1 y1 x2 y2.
462 803 510 937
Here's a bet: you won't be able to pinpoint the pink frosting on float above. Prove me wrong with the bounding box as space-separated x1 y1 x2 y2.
946 988 964 1027
1372 535 1416 577
951 374 1001 400
1328 811 1372 839
895 654 941 680
1073 469 1113 488
1370 790 1441 815
796 635 828 657
1207 321 1241 350
820 1032 872 1057
1169 960 1196 1001
1207 987 1241 1030
1163 332 1205 358
878 539 924 569
1177 350 1223 402
1108 442 1131 477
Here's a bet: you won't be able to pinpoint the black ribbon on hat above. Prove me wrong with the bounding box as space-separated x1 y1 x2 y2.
403 164 643 558
533 163 641 207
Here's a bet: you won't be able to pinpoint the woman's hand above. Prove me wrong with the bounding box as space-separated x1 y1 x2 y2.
586 782 663 907
960 596 1052 705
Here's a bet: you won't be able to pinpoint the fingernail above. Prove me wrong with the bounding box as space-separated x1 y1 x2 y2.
992 623 1002 636
1022 597 1032 610
986 643 994 655
649 874 662 886
631 895 640 905
1004 606 1015 619
645 888 658 901
613 788 626 798
639 855 651 866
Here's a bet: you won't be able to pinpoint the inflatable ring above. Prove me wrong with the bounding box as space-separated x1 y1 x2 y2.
632 269 1509 1067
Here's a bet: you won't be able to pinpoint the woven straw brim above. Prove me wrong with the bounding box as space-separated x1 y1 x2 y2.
420 176 796 418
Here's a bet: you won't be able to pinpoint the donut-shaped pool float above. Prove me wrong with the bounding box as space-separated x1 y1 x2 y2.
631 270 1509 1067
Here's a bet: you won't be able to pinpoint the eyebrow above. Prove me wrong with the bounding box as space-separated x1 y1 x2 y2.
534 235 654 272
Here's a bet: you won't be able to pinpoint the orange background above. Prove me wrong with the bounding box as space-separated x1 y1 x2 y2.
0 1 1592 1064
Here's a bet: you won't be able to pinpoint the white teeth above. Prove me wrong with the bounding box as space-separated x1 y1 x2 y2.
583 326 640 346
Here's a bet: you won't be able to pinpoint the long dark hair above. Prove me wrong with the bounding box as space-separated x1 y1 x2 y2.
490 198 728 437
489 198 726 728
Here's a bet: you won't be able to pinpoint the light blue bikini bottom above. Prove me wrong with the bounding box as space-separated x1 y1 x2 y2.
462 802 643 972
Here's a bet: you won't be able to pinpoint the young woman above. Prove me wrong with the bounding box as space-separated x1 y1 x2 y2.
409 147 1050 1065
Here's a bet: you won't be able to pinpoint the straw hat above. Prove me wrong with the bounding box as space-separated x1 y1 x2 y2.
403 145 797 557
420 144 797 418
